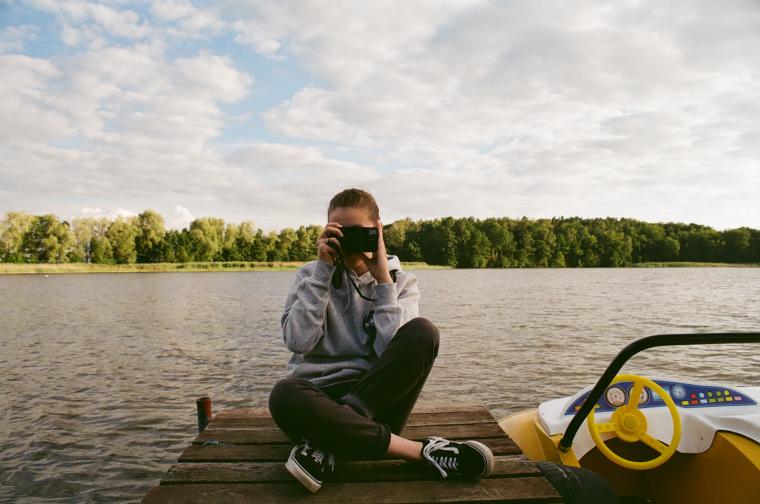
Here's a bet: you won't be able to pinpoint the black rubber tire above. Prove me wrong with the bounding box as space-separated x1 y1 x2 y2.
537 461 621 504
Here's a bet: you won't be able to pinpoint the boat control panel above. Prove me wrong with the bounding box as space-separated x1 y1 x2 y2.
563 379 757 416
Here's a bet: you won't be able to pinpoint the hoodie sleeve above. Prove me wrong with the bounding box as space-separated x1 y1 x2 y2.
370 271 420 356
281 260 336 354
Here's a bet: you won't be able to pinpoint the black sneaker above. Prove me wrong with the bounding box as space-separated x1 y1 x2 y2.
421 436 494 479
285 438 335 492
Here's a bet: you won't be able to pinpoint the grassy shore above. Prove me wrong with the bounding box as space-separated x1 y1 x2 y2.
1 261 757 275
633 262 760 268
0 261 449 275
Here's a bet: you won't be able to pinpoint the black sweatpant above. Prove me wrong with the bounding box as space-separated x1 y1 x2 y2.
268 317 440 460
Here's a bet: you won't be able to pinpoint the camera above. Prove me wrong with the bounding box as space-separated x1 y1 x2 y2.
337 226 378 255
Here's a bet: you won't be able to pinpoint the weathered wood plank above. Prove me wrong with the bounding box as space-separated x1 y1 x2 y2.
179 437 521 462
142 478 562 503
193 423 509 445
207 409 497 430
161 455 540 484
213 402 487 419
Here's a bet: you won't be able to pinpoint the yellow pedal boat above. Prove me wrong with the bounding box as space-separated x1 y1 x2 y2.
499 333 760 504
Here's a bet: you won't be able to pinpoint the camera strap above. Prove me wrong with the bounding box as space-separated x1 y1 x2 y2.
331 252 399 302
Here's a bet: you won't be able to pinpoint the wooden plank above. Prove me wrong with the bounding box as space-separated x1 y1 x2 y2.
142 478 562 503
206 409 497 430
193 423 509 446
161 455 541 484
179 437 521 462
213 402 487 419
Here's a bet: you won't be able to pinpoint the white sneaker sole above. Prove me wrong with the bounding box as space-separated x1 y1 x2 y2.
285 445 322 493
464 440 495 478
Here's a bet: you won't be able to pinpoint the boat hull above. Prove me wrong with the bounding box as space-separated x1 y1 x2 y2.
499 409 760 504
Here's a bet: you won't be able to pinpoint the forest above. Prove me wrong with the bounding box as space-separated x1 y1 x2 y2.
1 210 758 267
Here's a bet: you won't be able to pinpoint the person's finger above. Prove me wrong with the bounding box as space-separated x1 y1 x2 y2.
375 219 387 255
357 253 373 267
323 224 344 238
327 236 343 253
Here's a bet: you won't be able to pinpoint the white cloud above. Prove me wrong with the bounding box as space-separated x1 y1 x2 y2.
222 0 760 229
2 1 760 231
151 0 224 37
29 0 152 41
76 207 136 220
166 204 195 229
0 25 38 53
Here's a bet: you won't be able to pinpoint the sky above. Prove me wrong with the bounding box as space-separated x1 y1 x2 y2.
1 0 759 231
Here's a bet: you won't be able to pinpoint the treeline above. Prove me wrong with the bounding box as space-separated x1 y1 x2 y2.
1 211 758 266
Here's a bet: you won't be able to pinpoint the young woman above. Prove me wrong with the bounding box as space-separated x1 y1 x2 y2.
268 188 494 492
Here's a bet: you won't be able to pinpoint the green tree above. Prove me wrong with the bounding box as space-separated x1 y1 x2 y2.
189 217 226 261
722 228 752 263
530 219 556 267
106 218 138 264
71 218 97 263
221 223 240 261
510 218 535 267
481 218 514 267
135 210 166 263
0 211 34 262
277 228 297 261
289 225 320 261
419 218 456 266
20 214 75 263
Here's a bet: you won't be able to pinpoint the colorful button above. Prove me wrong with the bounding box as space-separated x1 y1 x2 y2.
726 397 733 402
716 391 722 396
690 393 697 399
699 399 707 404
724 390 730 396
690 399 699 405
681 400 689 406
699 392 705 398
707 392 713 397
708 399 716 403
717 397 725 402
735 396 743 401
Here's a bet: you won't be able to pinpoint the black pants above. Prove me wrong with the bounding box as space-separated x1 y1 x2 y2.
268 317 440 460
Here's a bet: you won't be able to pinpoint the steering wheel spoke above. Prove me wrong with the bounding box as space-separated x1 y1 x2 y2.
628 381 644 408
596 421 619 433
639 432 668 454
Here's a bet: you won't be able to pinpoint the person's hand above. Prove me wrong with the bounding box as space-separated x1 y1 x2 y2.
359 220 393 284
317 222 343 264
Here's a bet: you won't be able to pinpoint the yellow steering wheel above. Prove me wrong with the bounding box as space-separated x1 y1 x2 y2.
587 374 681 470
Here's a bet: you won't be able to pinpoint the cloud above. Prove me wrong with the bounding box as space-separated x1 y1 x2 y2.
76 207 136 220
166 204 195 229
2 1 760 231
222 0 760 229
150 0 224 37
29 0 152 41
0 25 38 53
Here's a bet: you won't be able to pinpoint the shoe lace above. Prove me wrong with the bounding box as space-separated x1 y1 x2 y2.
421 436 460 478
299 439 334 472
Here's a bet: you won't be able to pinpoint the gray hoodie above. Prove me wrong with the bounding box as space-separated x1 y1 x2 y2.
280 255 420 388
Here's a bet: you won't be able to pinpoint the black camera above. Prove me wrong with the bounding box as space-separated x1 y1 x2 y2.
337 226 378 255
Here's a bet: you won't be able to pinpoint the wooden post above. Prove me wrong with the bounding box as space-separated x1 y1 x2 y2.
196 397 212 433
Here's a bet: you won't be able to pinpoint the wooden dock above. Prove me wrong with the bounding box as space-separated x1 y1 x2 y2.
141 402 562 503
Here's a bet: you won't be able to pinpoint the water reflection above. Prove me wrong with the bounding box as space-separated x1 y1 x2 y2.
0 268 758 502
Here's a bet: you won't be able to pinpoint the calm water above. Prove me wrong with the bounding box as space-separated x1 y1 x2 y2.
1 268 759 502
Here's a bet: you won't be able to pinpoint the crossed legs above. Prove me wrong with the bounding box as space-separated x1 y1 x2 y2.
268 317 440 460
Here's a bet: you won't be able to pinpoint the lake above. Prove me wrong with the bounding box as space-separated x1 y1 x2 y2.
1 268 759 502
